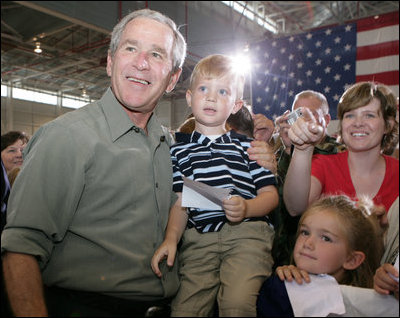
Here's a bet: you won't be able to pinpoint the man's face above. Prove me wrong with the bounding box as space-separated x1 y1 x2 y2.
293 96 330 127
107 17 181 114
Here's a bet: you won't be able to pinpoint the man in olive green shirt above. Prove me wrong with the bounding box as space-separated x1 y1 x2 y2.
1 8 279 317
1 9 185 316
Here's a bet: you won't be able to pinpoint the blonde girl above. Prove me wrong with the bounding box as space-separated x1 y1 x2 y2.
280 195 383 286
257 195 384 316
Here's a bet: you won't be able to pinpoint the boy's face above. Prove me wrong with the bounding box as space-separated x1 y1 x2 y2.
186 74 243 134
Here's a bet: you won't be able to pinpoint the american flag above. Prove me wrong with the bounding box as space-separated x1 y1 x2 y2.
251 11 399 120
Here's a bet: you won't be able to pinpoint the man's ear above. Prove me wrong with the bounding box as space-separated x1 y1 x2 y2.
106 51 113 77
166 68 183 93
324 113 331 127
343 251 366 270
232 99 244 115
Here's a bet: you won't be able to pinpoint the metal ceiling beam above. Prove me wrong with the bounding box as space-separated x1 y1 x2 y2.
15 1 110 35
1 19 22 38
9 59 92 82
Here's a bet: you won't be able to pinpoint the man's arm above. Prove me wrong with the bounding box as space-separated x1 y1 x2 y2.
2 252 48 316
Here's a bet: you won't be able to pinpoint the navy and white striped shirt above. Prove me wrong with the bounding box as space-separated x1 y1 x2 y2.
171 130 276 233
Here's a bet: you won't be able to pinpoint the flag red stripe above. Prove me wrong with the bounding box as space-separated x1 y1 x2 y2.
357 40 399 60
356 70 399 85
356 11 399 32
356 11 399 90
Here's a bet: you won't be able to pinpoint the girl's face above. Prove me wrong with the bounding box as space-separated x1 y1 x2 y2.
293 209 351 281
341 98 386 153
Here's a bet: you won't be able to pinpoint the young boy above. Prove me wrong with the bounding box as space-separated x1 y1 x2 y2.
151 54 278 317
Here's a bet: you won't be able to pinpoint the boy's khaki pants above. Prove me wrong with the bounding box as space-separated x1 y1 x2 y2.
171 221 274 317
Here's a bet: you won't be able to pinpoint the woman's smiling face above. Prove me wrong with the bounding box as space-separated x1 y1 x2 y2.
341 98 386 152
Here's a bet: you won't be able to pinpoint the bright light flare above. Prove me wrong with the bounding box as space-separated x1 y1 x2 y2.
232 54 252 75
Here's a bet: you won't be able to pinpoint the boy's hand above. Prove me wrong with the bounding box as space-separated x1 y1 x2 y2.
276 265 311 284
151 240 177 278
223 195 246 223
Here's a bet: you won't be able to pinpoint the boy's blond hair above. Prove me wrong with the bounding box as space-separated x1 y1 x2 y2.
189 54 245 100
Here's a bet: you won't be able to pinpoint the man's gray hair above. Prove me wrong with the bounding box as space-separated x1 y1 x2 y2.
109 8 187 72
292 90 330 115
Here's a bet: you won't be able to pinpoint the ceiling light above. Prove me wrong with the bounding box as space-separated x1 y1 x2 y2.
34 42 42 54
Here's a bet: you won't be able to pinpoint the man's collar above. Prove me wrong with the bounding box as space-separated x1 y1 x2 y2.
99 88 136 142
99 88 167 143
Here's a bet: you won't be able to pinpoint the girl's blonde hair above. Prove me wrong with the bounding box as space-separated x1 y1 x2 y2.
337 81 398 154
189 54 245 100
297 195 384 288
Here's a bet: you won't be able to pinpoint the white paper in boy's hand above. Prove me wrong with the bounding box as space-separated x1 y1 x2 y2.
181 177 232 209
285 274 345 317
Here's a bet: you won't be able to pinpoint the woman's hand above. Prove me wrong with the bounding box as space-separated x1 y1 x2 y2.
288 108 325 150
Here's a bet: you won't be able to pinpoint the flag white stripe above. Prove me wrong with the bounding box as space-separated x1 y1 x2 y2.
357 25 399 47
356 55 399 75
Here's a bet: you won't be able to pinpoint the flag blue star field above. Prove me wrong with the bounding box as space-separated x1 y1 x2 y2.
251 11 399 120
251 23 356 120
